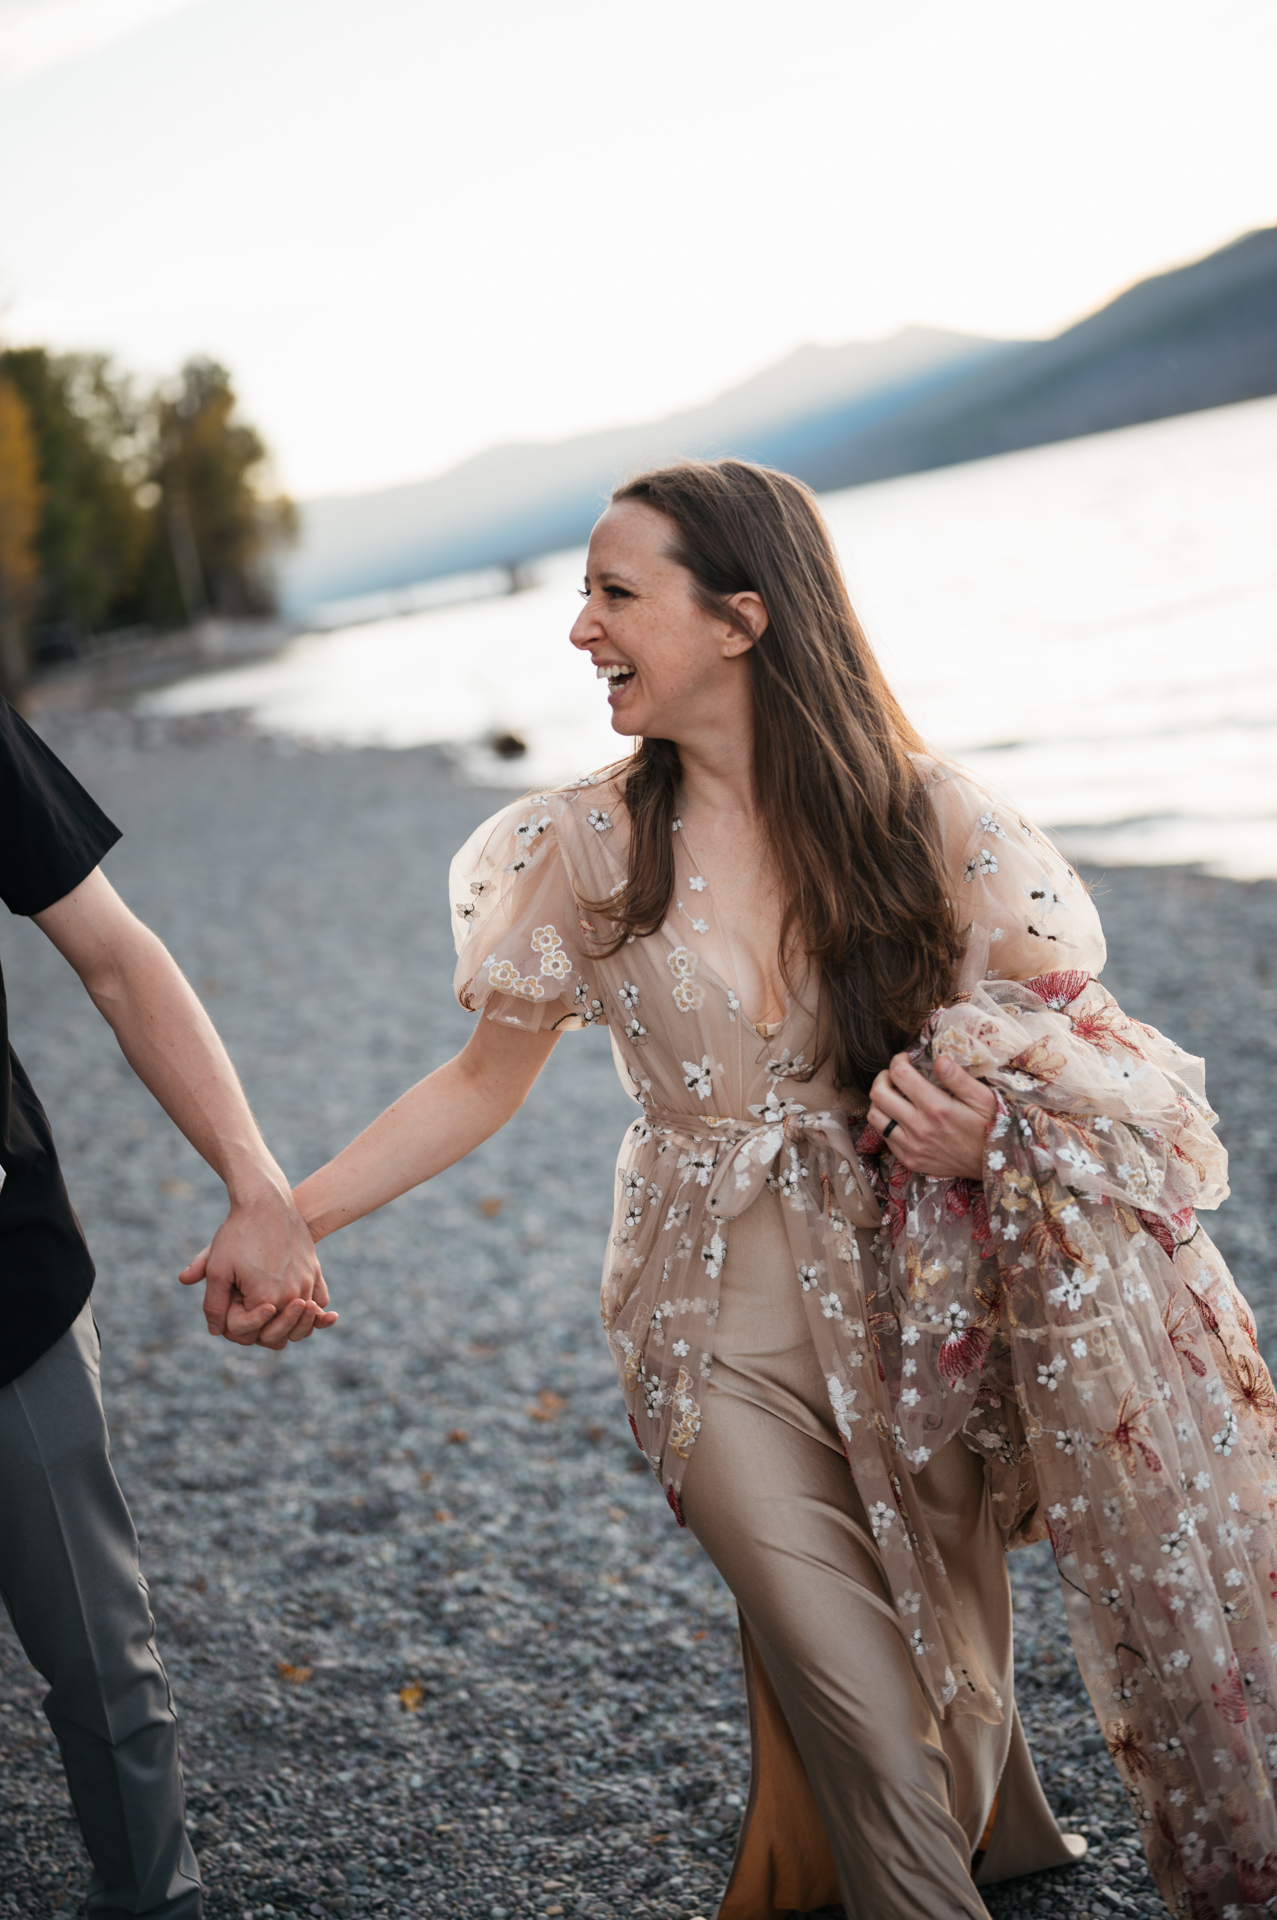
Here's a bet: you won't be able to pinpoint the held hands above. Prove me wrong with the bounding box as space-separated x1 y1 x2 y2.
866 1052 997 1182
179 1181 337 1348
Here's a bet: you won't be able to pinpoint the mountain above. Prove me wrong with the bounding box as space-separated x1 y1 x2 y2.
281 226 1277 614
792 224 1277 493
282 328 1012 611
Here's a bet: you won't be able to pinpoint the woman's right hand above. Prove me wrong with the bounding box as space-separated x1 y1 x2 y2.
866 1051 997 1181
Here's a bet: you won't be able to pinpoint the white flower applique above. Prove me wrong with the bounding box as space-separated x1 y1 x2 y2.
455 879 485 924
486 955 544 1002
1023 872 1064 916
827 1374 860 1440
668 945 705 1012
530 924 572 980
688 875 707 891
573 980 606 1025
505 812 551 873
586 807 612 832
682 1056 714 1101
964 848 1000 882
978 811 1007 840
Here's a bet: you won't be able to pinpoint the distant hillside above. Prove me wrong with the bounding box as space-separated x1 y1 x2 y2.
794 224 1277 492
283 328 1010 610
282 225 1277 614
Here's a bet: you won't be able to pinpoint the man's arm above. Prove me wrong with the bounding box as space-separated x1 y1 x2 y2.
33 866 335 1348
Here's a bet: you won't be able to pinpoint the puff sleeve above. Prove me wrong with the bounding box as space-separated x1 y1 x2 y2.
919 759 1107 990
449 795 606 1033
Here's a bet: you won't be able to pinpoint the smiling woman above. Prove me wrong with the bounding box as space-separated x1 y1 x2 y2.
569 462 965 1090
253 456 1277 1920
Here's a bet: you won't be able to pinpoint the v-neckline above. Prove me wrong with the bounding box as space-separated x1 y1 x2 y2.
671 819 791 1034
659 915 794 1038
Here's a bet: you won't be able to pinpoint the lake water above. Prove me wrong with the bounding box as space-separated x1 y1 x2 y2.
145 394 1277 879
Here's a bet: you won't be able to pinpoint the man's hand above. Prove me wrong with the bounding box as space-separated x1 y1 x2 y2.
866 1051 997 1181
180 1183 338 1347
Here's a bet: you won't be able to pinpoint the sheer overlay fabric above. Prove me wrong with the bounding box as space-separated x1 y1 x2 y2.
451 759 1277 1916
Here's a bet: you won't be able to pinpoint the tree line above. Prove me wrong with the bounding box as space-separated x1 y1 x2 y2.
0 349 297 701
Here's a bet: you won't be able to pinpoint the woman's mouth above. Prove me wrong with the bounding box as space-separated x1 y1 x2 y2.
597 662 636 698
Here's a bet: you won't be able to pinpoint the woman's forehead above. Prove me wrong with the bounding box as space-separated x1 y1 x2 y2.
588 498 677 571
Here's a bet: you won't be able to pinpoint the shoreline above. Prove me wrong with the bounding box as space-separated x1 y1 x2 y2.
2 733 1270 1920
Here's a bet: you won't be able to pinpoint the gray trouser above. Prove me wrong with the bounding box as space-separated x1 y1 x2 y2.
0 1301 202 1919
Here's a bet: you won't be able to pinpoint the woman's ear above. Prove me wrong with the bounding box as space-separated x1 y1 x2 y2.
723 590 769 652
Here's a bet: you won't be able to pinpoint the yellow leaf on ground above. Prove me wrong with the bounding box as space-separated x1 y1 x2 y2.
399 1685 424 1711
447 1428 469 1444
528 1390 565 1422
277 1662 313 1684
477 1196 503 1217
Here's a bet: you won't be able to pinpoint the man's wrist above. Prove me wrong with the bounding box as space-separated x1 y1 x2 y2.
222 1151 292 1211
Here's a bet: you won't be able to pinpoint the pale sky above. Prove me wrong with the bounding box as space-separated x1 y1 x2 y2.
1 0 1273 498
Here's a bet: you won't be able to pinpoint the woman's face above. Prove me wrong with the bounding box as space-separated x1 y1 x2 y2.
569 499 760 743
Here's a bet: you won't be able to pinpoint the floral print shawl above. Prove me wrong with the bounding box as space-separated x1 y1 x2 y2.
450 757 1277 1917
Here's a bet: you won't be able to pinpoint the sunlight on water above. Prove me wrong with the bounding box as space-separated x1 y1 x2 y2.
144 395 1277 878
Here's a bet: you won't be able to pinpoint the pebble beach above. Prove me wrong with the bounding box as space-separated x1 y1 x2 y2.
2 716 1275 1920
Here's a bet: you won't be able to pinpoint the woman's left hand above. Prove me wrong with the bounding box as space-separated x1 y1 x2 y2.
866 1052 997 1181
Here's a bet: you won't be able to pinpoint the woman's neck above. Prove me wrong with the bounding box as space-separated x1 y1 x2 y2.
672 728 759 830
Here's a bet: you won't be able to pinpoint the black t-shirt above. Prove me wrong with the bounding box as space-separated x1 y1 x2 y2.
1 698 121 1387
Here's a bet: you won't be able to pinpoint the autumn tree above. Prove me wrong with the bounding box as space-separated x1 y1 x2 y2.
0 375 44 700
0 349 150 647
0 348 296 689
146 358 297 627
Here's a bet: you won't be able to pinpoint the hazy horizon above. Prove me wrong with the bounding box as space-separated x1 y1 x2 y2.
2 0 1273 497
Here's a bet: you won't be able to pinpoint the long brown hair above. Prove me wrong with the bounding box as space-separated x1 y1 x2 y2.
587 457 964 1097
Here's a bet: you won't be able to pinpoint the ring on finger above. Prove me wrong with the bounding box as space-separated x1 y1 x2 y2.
881 1117 899 1140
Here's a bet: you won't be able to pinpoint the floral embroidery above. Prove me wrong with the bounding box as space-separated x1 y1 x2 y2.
682 1056 713 1100
454 769 1277 1916
528 924 573 981
587 807 613 832
485 955 545 1001
1023 872 1064 915
668 945 705 1012
505 812 551 873
573 981 606 1025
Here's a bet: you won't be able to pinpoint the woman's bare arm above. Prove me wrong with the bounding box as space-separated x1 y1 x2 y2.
291 1014 560 1241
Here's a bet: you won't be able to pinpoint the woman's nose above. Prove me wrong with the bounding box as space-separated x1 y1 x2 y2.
569 604 600 648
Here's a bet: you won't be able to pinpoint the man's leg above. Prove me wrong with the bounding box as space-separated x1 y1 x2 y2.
0 1301 201 1920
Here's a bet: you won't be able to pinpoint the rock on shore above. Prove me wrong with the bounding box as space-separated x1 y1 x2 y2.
2 719 1274 1920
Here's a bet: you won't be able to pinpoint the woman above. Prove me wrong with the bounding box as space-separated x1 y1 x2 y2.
270 461 1277 1918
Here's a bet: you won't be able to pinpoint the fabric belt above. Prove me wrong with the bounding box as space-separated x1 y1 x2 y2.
644 1105 882 1229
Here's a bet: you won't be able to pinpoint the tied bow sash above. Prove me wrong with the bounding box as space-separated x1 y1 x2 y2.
644 1104 883 1230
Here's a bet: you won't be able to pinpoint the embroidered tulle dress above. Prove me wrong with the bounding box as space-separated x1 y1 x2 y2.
450 758 1277 1920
